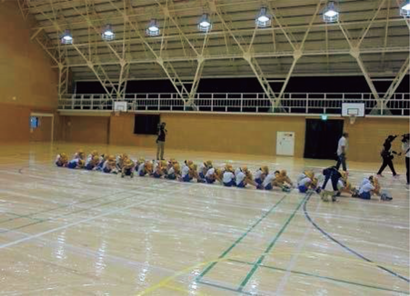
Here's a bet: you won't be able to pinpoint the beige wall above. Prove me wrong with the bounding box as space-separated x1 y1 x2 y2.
0 1 58 143
60 113 409 163
61 116 110 144
344 117 409 163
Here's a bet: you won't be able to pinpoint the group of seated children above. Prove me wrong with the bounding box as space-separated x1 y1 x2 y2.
319 166 391 202
55 150 294 191
55 150 390 200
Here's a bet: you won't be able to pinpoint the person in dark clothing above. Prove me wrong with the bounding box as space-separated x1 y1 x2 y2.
320 166 342 202
377 135 400 178
402 134 410 186
156 122 167 160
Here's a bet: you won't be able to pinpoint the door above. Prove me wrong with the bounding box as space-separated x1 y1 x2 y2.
304 119 344 160
29 114 54 142
276 132 295 156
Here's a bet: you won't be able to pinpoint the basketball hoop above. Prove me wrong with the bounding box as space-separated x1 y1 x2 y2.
114 110 120 117
349 114 356 125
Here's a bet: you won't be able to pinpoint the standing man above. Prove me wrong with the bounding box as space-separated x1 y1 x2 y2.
402 134 410 186
377 135 400 178
156 122 167 160
336 132 348 172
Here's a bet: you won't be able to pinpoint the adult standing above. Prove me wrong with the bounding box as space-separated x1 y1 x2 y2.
156 122 167 160
377 135 400 178
402 134 410 186
336 133 348 172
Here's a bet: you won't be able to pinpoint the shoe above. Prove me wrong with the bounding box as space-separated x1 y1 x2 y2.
393 174 400 179
161 158 165 161
377 174 384 178
121 173 124 178
332 195 337 202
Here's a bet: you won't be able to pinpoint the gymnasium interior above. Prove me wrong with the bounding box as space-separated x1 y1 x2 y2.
0 0 409 295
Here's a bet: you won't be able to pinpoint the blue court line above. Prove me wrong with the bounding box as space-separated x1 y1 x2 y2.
237 194 308 292
229 259 409 295
195 194 288 282
303 193 410 283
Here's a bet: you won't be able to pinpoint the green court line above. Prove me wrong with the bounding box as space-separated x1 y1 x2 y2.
197 280 252 295
195 194 288 282
237 194 308 292
230 259 410 295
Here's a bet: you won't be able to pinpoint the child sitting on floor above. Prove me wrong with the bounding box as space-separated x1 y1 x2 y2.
255 166 269 186
74 149 85 160
298 171 318 193
272 170 294 192
67 158 85 169
261 169 276 190
153 160 167 178
222 165 235 187
85 155 100 171
86 150 99 162
55 153 69 167
102 155 118 174
138 160 153 177
116 153 128 171
166 163 180 180
199 160 213 181
121 158 135 178
235 167 258 188
180 161 199 182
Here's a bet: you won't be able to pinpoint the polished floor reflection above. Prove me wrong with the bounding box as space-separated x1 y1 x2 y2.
0 143 408 295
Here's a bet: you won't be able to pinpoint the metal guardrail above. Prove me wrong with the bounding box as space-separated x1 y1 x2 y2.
58 93 410 116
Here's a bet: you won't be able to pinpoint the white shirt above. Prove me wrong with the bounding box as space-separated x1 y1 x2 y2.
297 173 307 183
359 178 370 188
359 182 374 194
298 177 311 187
168 167 175 175
403 142 410 158
223 172 235 183
205 168 215 178
181 165 190 178
262 173 276 188
138 163 145 174
236 171 246 185
337 136 347 156
255 169 263 180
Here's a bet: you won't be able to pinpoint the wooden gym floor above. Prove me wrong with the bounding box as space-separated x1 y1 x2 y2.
0 143 408 295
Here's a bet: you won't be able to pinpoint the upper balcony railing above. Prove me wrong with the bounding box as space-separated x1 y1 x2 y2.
58 92 410 116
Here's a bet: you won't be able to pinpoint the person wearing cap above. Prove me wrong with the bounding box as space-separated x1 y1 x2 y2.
156 122 167 161
352 176 383 200
180 160 198 182
135 157 145 172
55 153 69 167
138 160 153 177
86 150 99 163
67 158 85 169
74 149 85 160
116 153 128 171
254 166 269 186
298 171 316 193
199 160 213 181
222 165 235 187
261 169 277 190
153 160 167 178
235 167 258 188
166 163 180 180
272 170 293 192
85 155 100 171
204 167 221 184
102 155 118 174
121 158 135 178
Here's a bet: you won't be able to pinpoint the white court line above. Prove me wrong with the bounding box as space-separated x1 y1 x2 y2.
274 196 322 295
0 194 155 250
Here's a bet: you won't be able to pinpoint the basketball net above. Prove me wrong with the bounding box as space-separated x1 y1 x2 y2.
114 110 121 117
349 114 356 125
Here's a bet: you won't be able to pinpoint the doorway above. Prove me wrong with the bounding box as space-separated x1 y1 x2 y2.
29 113 54 142
304 119 344 160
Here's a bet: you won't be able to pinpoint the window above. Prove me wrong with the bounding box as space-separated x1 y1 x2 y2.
30 117 39 129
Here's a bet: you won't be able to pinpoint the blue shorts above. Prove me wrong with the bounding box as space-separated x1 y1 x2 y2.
182 175 192 182
359 192 371 200
124 168 133 176
206 177 215 184
153 172 162 178
139 170 146 177
255 178 263 185
223 180 235 187
237 181 246 188
85 163 94 170
265 183 273 190
67 162 77 169
167 174 176 180
199 172 205 179
55 162 64 167
298 185 308 193
103 167 112 173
